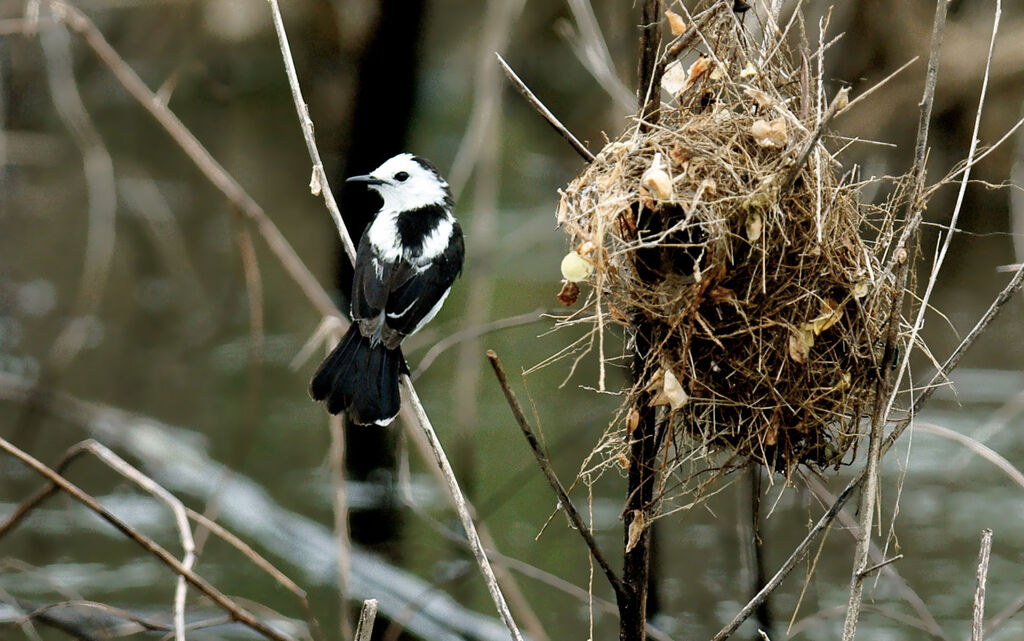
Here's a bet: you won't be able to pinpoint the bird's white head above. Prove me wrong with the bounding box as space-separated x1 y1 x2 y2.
347 153 453 214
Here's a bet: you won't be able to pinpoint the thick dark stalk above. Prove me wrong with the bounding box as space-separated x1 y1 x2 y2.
621 5 663 640
621 324 659 641
637 0 664 128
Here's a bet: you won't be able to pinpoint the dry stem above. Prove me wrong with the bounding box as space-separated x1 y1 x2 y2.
971 529 993 641
496 53 595 162
487 351 628 602
0 436 298 641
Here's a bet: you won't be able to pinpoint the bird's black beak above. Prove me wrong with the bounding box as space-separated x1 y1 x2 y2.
346 174 385 186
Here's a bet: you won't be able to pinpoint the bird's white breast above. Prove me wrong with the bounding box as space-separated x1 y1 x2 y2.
367 208 454 266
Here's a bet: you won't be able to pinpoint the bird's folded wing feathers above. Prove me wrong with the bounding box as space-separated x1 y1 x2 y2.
383 227 464 338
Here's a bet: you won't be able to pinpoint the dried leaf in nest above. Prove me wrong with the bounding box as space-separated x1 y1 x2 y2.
558 281 580 306
745 211 763 242
641 153 673 201
626 406 640 435
836 371 852 391
669 143 691 168
608 302 629 325
788 326 815 364
647 369 689 410
804 299 844 336
852 280 869 299
625 510 647 553
744 87 776 110
616 451 631 469
683 55 712 93
662 61 689 95
751 118 788 147
561 251 593 283
665 9 686 35
739 61 758 78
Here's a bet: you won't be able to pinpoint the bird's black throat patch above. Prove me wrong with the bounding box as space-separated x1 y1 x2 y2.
396 203 450 256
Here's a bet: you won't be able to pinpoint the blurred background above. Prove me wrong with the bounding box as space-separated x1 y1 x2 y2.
1 0 1023 640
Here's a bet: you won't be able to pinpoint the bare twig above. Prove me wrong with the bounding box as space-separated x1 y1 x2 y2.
401 375 524 641
841 3 950 639
800 473 946 639
914 422 1024 490
496 53 595 163
984 593 1024 638
0 436 298 641
399 400 556 641
486 351 628 602
266 0 357 264
972 529 993 641
856 555 904 580
894 262 1024 447
837 57 918 117
637 0 663 128
711 479 858 641
354 600 378 641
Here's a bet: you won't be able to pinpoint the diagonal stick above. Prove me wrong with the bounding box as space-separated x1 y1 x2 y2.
487 350 629 603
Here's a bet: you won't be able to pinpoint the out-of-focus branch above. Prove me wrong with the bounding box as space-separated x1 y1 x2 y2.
0 436 299 641
37 13 116 374
44 0 339 319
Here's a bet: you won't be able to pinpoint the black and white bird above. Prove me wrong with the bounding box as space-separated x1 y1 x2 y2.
310 153 464 426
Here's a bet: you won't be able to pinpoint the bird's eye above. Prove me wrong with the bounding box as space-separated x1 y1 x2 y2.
394 171 409 182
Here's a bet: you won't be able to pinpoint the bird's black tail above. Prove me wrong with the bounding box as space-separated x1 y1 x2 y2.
309 326 404 426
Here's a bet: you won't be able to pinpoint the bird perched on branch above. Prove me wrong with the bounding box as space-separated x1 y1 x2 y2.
311 153 464 425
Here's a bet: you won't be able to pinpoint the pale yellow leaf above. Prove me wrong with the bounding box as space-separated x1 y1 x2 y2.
560 252 593 283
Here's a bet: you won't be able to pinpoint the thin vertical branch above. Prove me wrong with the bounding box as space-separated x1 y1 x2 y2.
841 2 949 640
971 529 993 641
329 411 353 641
622 5 663 641
637 0 664 127
353 599 378 641
267 0 357 264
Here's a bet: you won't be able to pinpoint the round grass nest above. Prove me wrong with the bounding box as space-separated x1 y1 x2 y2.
556 40 897 474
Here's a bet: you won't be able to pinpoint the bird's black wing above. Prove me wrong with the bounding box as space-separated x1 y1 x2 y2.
381 223 464 346
351 233 394 324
